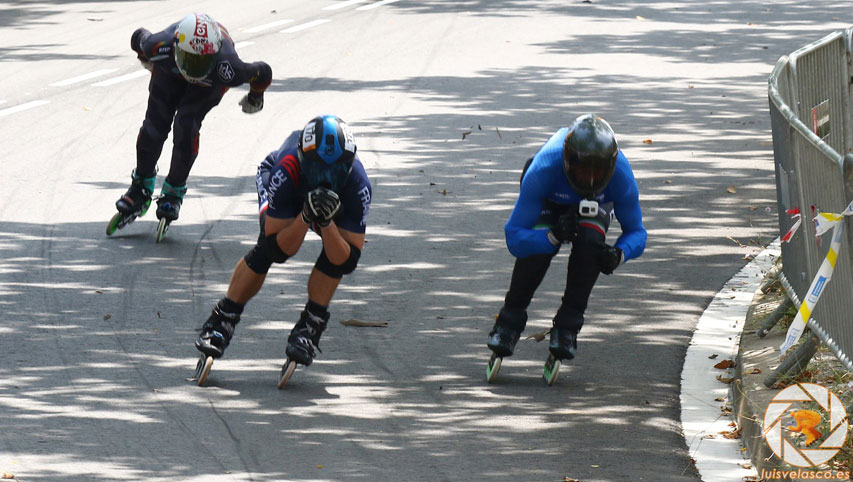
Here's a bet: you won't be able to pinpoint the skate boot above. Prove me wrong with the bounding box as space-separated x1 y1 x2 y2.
285 309 329 367
154 181 186 242
193 302 241 387
544 326 577 386
107 170 155 235
548 325 577 361
195 304 240 359
486 308 527 383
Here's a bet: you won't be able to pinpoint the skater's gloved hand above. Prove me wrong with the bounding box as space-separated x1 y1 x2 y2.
240 92 264 114
596 243 623 275
138 56 153 72
547 212 579 245
302 188 341 227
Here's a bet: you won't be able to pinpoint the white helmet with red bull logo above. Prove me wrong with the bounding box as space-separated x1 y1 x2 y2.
174 13 222 83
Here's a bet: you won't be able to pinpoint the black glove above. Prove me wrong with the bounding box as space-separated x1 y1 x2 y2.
302 188 341 227
239 92 264 114
597 244 623 275
547 212 579 245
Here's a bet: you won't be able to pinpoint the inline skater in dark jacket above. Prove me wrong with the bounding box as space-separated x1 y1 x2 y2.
113 13 272 227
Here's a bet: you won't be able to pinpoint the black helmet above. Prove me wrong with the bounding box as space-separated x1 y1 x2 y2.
297 115 356 192
563 114 618 197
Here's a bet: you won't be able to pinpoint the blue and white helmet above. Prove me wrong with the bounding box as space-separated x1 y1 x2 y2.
297 115 356 192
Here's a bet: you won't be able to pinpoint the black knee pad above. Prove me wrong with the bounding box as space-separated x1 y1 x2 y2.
244 243 273 274
314 244 361 279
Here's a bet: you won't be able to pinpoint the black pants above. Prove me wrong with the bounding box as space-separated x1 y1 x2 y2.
500 158 611 333
135 70 227 186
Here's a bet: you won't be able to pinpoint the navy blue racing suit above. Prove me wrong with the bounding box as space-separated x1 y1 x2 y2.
245 131 372 274
131 21 272 187
500 128 647 333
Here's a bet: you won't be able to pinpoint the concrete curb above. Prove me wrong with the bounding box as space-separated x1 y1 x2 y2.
681 241 781 481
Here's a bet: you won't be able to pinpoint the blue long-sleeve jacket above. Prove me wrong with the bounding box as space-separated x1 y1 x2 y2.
505 128 647 260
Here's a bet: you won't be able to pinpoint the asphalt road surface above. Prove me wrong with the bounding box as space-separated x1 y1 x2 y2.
0 1 849 481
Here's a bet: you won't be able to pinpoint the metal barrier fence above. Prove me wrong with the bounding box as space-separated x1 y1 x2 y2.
768 27 853 371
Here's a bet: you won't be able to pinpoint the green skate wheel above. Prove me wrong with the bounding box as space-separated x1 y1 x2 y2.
106 212 123 236
139 198 151 217
543 354 561 386
486 353 502 383
277 358 297 389
155 218 169 243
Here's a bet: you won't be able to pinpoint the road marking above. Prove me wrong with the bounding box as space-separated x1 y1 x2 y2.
50 68 119 87
0 100 50 118
245 19 294 33
234 41 254 49
281 19 331 33
92 70 150 87
357 0 400 10
324 0 369 10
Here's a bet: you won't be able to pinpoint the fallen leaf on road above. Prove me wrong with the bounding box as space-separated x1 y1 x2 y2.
340 319 389 328
717 374 734 384
664 179 672 184
525 328 551 342
643 139 653 144
721 426 743 439
702 434 717 439
749 368 762 374
714 397 726 402
461 130 472 140
104 314 112 321
714 359 736 369
708 354 718 359
740 463 752 469
563 478 579 482
2 473 14 479
727 185 737 194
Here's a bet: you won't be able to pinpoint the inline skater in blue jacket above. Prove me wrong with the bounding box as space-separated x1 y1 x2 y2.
113 13 272 226
487 114 647 381
193 115 372 387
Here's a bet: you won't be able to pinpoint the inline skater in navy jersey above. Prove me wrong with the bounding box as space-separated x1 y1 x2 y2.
193 115 372 387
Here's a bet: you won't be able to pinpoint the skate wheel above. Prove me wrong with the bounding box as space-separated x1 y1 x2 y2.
544 354 561 386
194 355 214 387
139 198 151 217
277 358 297 389
486 353 502 383
156 218 169 243
106 212 123 236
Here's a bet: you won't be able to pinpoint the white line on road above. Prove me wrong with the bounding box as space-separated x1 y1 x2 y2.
50 69 119 87
245 19 294 33
324 0 369 10
234 41 255 49
281 19 331 33
0 100 50 118
91 70 150 87
357 0 400 10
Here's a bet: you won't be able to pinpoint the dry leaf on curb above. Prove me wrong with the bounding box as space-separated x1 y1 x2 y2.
749 368 762 374
717 374 734 384
714 359 736 369
340 319 389 328
525 328 551 342
721 427 743 439
740 463 752 469
702 434 717 439
726 185 737 194
714 397 726 402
